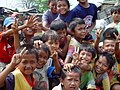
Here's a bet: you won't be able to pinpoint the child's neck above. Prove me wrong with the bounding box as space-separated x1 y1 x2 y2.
79 2 89 8
75 37 82 43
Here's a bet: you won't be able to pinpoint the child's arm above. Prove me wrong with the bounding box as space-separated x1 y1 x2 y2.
2 15 38 38
57 35 71 59
114 33 120 59
51 51 61 74
12 18 20 50
0 47 26 87
94 28 103 54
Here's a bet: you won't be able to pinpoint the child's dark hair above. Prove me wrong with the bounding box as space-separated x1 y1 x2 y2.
110 5 120 15
29 36 42 45
57 0 70 9
42 30 59 43
68 18 85 32
38 43 50 58
103 28 118 40
79 43 96 59
97 52 115 69
16 44 39 61
61 66 82 80
50 19 67 31
48 0 57 5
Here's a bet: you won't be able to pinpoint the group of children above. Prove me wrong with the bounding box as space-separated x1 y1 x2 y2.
0 0 120 90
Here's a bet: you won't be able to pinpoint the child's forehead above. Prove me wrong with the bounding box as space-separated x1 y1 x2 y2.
66 71 80 78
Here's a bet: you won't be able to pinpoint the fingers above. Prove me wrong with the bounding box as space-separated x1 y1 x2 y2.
20 47 27 56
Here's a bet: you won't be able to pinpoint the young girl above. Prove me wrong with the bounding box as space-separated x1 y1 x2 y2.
42 0 58 28
56 0 74 26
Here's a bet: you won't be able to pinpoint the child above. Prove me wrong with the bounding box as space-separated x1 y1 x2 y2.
105 5 120 29
64 18 87 64
50 19 71 60
52 66 82 90
95 28 120 89
72 0 98 41
0 44 39 90
64 43 96 90
42 30 62 90
93 52 115 90
0 15 38 72
42 0 58 28
56 0 74 26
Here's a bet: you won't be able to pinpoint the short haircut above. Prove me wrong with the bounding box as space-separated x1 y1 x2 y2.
42 30 59 43
68 18 85 32
110 5 120 15
57 0 70 9
50 19 67 31
61 66 82 80
79 43 96 59
103 28 118 40
97 52 115 69
16 44 39 61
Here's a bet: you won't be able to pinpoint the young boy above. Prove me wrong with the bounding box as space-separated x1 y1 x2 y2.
52 66 82 90
0 15 38 72
95 27 120 89
93 52 116 90
50 19 71 60
42 30 62 90
64 18 87 64
72 0 98 41
0 44 39 90
105 5 120 29
64 43 96 90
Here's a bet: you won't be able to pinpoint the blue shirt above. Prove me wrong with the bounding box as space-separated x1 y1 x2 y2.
72 3 98 27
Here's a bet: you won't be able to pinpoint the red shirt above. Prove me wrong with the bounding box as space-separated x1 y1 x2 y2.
0 32 15 64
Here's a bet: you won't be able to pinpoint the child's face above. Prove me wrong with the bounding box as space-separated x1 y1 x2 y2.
37 49 49 68
57 0 69 15
19 54 37 75
61 72 80 90
103 39 115 55
74 24 86 39
49 0 57 14
45 39 59 54
57 29 67 42
79 50 92 64
22 27 36 36
94 56 109 74
112 11 120 22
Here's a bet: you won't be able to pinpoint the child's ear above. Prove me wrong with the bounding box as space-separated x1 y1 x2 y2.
60 77 64 85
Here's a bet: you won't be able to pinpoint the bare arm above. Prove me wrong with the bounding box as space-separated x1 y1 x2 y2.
12 19 20 50
0 47 26 87
94 28 103 54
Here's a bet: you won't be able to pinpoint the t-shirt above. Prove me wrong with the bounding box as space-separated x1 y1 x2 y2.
93 70 110 90
0 32 15 64
33 58 53 90
42 9 58 27
56 10 74 25
80 71 96 89
72 3 97 28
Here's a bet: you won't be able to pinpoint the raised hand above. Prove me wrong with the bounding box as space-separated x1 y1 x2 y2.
95 27 103 38
10 47 27 67
11 18 19 34
72 47 79 60
24 15 38 28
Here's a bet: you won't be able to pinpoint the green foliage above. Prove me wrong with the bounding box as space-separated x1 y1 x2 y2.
34 0 49 13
